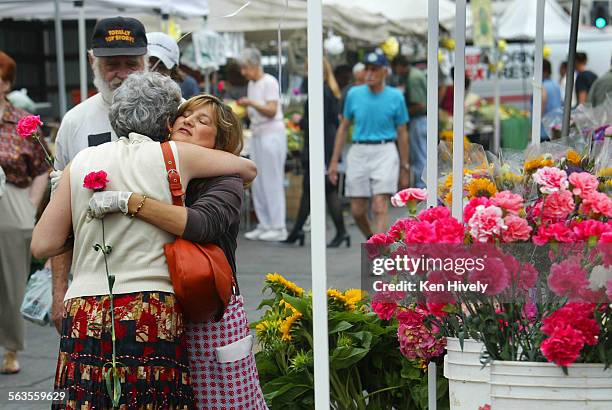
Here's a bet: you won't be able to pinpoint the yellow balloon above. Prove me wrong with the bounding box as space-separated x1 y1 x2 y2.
441 38 455 51
381 37 399 60
438 50 445 63
497 39 507 53
543 45 551 58
227 101 246 119
165 18 181 41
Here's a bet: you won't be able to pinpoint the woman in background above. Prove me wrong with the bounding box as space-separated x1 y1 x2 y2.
283 58 349 248
239 48 288 242
0 50 49 374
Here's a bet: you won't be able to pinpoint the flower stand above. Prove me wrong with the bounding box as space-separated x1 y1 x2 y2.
444 337 491 409
490 361 612 409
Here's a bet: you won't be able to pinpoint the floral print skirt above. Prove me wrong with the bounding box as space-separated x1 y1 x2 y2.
53 292 194 409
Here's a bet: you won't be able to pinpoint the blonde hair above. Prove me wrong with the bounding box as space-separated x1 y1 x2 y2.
176 94 243 155
323 58 341 99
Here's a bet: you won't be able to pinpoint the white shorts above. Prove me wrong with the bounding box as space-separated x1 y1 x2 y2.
345 142 399 197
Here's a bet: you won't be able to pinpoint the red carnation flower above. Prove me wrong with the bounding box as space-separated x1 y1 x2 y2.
540 325 585 366
16 115 43 138
83 170 109 191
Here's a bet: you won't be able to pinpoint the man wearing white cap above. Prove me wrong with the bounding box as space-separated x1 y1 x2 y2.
146 32 179 77
147 32 200 99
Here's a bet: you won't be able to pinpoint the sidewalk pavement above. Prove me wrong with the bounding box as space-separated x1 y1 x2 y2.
0 208 403 409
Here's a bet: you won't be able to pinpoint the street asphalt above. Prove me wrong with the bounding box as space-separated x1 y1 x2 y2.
0 208 404 409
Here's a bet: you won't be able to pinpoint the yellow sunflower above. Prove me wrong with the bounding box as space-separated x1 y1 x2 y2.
501 171 523 184
600 179 612 192
255 319 280 335
265 273 304 296
566 150 582 166
444 191 453 206
342 289 363 311
467 178 498 199
598 167 612 178
524 156 554 173
279 299 299 315
444 174 453 190
328 289 352 310
280 312 302 342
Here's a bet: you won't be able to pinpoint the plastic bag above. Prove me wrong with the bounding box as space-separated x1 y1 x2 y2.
437 140 495 206
20 267 52 326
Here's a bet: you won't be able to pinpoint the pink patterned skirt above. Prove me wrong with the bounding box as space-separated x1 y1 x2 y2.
185 295 268 410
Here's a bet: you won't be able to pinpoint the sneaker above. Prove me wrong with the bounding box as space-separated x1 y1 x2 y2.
244 227 267 240
259 228 288 242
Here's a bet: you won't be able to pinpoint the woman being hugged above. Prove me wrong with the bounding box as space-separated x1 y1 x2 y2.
88 94 268 409
31 72 256 409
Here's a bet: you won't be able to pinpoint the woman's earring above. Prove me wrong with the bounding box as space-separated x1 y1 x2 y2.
167 132 172 140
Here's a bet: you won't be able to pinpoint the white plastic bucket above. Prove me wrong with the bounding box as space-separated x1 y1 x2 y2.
490 361 612 409
444 337 491 409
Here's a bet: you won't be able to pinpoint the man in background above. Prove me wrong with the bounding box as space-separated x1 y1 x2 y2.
575 52 598 105
147 32 200 99
50 16 148 332
541 59 562 140
328 52 409 239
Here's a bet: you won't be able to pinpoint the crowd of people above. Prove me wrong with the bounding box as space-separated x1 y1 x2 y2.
2 16 267 409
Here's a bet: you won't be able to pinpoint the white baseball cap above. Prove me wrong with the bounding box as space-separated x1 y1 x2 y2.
146 32 179 69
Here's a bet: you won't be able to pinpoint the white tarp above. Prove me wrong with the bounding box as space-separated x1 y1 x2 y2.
497 0 571 40
323 0 457 33
204 0 433 43
0 0 208 20
0 0 141 20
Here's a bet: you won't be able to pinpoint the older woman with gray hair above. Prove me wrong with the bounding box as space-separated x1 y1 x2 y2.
31 72 256 409
238 48 288 241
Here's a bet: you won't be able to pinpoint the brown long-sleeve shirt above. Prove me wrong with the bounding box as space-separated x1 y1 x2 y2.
182 175 243 275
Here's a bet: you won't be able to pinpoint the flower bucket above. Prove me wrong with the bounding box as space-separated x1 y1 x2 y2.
490 361 612 409
443 337 490 410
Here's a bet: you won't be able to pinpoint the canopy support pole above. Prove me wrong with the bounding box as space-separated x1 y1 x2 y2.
531 0 546 145
76 0 87 103
307 1 330 409
452 0 467 220
426 0 439 208
54 0 67 117
562 0 581 138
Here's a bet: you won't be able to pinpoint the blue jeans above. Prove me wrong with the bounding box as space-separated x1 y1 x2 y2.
409 116 428 188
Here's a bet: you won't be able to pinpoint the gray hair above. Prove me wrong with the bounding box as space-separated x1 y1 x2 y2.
239 48 261 68
109 72 181 142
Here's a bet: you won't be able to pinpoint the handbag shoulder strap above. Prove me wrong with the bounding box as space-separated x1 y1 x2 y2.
161 142 184 206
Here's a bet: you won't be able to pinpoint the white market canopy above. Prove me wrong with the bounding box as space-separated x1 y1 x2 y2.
0 0 209 20
204 0 455 43
497 0 573 40
323 0 457 33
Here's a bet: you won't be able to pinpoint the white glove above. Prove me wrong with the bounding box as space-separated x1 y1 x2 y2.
88 191 132 219
50 170 63 194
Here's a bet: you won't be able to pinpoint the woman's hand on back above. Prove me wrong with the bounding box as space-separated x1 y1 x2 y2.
176 141 257 184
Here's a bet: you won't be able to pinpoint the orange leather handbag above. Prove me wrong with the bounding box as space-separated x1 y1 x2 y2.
160 142 234 323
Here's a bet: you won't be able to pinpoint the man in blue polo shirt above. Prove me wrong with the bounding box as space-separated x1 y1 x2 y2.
328 51 410 239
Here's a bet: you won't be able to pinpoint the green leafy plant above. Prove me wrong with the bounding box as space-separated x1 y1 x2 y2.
253 273 449 409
